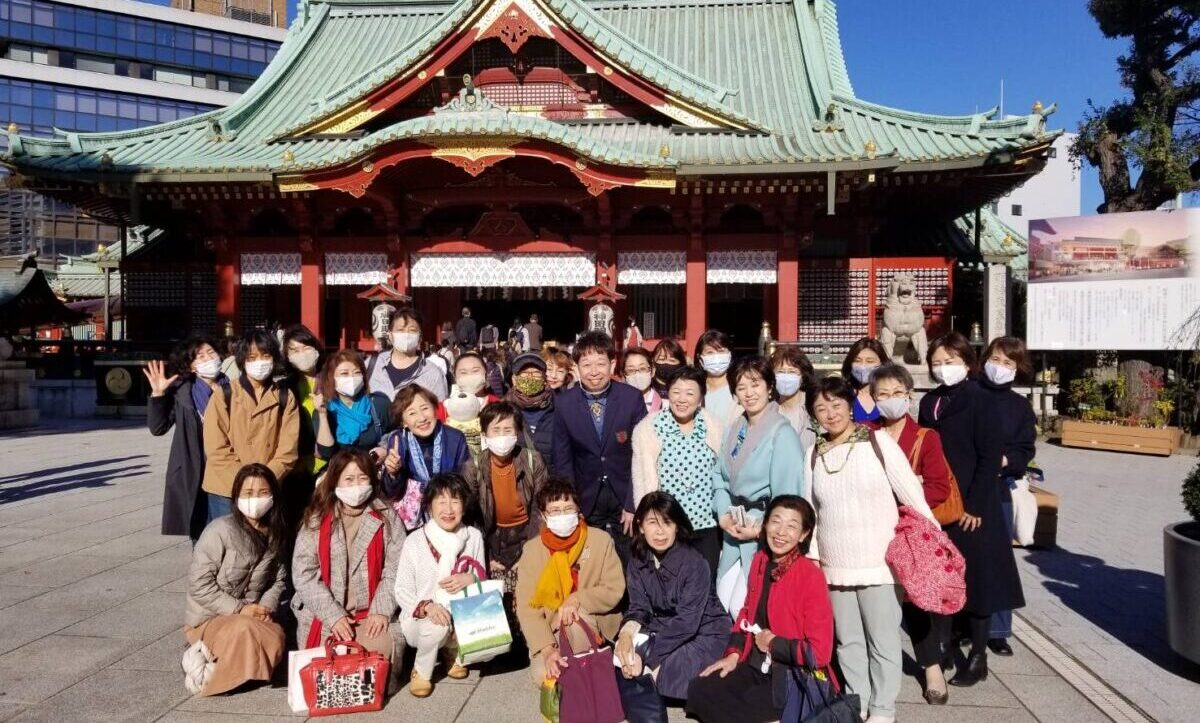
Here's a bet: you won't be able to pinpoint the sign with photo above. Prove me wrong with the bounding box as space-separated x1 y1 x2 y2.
1027 209 1200 350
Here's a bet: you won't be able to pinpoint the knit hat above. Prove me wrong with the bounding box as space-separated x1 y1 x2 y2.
511 352 546 374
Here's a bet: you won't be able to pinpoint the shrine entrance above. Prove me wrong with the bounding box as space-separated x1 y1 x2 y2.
456 289 586 347
705 249 778 354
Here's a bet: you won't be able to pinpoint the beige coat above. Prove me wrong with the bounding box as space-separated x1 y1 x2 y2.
186 515 285 628
202 379 300 497
631 408 725 506
514 526 626 657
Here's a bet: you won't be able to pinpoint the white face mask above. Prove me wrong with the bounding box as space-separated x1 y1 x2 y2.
625 371 653 392
775 372 802 397
985 361 1017 386
335 484 373 508
457 373 487 396
485 434 518 457
288 348 319 373
391 331 420 353
701 352 731 376
934 364 969 387
546 512 580 538
237 495 273 519
875 397 910 421
335 375 364 397
851 364 877 385
244 359 274 381
194 358 221 380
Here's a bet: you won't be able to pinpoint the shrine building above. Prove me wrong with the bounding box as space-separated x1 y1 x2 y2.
1 0 1057 352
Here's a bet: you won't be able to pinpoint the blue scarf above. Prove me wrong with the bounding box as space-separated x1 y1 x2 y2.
330 395 373 446
190 376 227 418
405 425 445 485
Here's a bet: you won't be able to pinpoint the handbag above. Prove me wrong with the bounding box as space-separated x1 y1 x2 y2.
300 637 390 717
556 619 625 723
782 642 861 723
449 575 513 665
907 428 964 526
1010 475 1039 546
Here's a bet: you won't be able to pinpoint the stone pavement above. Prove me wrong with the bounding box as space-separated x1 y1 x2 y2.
1014 442 1200 723
0 421 1154 722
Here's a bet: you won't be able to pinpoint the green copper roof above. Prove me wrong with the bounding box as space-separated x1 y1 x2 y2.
3 0 1058 179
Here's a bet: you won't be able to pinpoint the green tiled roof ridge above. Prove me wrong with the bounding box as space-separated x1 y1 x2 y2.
837 94 1052 137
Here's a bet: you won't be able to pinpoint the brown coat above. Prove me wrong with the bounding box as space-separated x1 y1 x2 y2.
514 526 626 657
202 379 300 497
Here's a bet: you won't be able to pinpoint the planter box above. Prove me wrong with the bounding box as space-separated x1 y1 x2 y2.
1165 521 1200 664
1060 419 1181 456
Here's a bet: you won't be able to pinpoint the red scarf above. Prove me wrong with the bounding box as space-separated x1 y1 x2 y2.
305 509 384 649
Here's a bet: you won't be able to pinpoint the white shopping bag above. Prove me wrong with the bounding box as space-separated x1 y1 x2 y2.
1011 476 1038 547
449 579 513 666
716 559 747 616
286 646 325 713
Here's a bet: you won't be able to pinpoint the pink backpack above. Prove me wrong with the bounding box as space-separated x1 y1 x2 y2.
865 431 967 615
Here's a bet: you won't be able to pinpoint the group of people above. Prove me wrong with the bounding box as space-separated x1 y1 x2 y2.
146 305 1036 723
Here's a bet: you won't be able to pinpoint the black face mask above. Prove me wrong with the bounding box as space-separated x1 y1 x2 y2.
655 363 684 383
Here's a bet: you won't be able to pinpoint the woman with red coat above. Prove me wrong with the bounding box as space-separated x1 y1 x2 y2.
685 495 834 723
870 362 957 706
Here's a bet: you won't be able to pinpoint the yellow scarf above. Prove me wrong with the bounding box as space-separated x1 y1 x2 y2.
529 523 588 611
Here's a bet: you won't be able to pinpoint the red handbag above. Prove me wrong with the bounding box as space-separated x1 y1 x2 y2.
300 638 390 717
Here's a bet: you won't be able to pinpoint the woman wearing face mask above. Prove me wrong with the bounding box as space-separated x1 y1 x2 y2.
283 325 327 480
651 338 687 396
770 346 817 451
505 352 557 460
542 347 575 391
615 492 730 719
694 330 736 426
464 402 547 593
394 474 485 697
367 307 449 402
841 337 891 423
436 352 500 461
379 385 473 531
203 330 299 523
714 357 806 615
183 464 287 696
312 349 392 461
870 363 957 705
806 376 935 723
686 496 834 723
632 366 725 575
978 337 1037 658
918 332 1023 688
146 335 229 542
515 477 626 687
292 449 406 684
623 347 662 415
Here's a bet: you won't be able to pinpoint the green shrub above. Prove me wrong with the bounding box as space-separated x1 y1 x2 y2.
1184 461 1200 523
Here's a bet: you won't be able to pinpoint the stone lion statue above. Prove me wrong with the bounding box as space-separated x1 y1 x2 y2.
880 272 927 364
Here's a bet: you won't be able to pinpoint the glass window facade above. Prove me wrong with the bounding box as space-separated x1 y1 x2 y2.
0 77 214 137
0 0 279 79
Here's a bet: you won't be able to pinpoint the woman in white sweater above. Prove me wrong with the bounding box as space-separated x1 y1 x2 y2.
393 473 486 698
805 375 934 723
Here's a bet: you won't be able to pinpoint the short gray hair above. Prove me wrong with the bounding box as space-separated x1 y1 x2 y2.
869 362 914 396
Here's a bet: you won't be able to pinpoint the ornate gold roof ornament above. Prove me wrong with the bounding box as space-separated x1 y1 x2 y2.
659 144 671 158
1032 100 1044 114
864 139 877 159
812 103 844 133
282 149 296 163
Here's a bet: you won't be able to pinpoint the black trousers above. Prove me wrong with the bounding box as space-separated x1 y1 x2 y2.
902 602 951 668
685 664 780 723
687 527 721 581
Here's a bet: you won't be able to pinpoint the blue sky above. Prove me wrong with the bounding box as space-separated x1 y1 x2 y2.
155 0 1129 213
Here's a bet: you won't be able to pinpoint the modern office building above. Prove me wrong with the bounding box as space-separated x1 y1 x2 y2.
993 132 1081 232
171 0 286 29
0 0 285 259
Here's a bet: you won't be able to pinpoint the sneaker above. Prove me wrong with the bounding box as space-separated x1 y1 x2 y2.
409 671 433 698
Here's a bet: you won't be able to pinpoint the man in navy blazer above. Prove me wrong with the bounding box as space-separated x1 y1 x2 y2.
552 331 647 563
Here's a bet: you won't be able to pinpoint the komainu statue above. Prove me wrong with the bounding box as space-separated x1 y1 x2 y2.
880 272 928 364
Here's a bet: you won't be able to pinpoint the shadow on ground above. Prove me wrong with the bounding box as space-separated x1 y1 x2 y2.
0 457 150 504
1024 546 1200 682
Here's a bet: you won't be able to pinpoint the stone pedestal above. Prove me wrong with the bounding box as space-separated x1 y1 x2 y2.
0 360 40 429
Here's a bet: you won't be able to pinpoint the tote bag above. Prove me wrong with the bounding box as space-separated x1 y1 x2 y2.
556 620 624 723
1011 475 1039 546
449 578 513 665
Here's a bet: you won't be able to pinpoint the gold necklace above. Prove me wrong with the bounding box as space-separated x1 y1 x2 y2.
818 437 858 475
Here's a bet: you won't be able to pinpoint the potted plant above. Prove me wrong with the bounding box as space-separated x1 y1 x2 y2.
1165 463 1200 664
1061 369 1182 456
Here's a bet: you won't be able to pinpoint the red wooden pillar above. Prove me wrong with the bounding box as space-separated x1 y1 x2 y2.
684 234 706 357
777 237 799 342
300 241 324 341
215 241 239 335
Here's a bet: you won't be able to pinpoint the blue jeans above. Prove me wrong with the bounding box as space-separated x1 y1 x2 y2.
990 485 1016 639
207 493 232 523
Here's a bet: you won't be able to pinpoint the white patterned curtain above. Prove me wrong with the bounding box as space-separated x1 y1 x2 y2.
706 250 777 284
325 253 388 286
617 251 686 285
240 253 300 285
410 253 595 287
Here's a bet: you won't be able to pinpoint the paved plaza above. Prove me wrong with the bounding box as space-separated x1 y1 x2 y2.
0 422 1195 722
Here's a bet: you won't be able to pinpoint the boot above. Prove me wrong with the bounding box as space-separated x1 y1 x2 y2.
949 652 988 687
